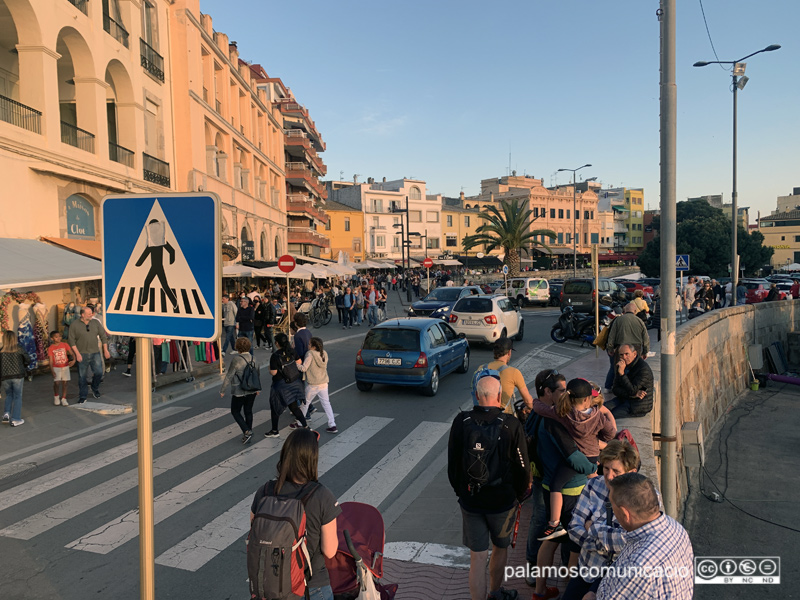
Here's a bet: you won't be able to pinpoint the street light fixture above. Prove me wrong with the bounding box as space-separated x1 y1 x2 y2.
557 164 592 277
694 43 781 304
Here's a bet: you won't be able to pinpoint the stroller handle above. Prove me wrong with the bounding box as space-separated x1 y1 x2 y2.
343 529 363 564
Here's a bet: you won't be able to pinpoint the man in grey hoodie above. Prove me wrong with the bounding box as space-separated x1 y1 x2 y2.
221 295 238 354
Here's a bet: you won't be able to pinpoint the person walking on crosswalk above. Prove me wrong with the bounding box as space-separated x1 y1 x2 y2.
264 333 309 438
297 337 337 434
220 337 259 444
249 428 341 599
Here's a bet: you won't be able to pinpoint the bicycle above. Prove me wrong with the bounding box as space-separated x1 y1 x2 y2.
310 296 332 328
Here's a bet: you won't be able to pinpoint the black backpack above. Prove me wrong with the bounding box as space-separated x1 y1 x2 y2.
279 353 302 384
237 356 262 392
461 412 506 496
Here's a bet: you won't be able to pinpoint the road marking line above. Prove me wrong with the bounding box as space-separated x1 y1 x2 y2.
66 410 331 554
0 408 228 514
0 411 272 540
330 381 356 396
384 541 470 569
154 416 392 571
338 421 450 508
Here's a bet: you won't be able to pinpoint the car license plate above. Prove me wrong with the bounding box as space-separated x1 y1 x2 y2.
375 358 402 366
572 301 584 305
462 320 483 326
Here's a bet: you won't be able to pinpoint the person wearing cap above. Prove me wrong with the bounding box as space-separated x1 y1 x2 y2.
483 337 534 416
604 302 649 390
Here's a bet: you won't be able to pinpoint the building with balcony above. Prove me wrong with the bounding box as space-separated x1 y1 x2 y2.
464 175 603 264
251 75 328 258
328 178 439 262
689 193 749 230
317 199 364 263
441 197 483 254
169 1 287 263
597 187 645 253
758 210 800 268
0 0 176 307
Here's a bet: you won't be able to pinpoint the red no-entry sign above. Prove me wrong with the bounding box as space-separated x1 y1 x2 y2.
278 254 296 273
422 257 433 269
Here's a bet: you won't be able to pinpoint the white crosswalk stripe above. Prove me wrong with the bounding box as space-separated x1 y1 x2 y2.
0 408 228 513
155 416 393 572
0 410 272 540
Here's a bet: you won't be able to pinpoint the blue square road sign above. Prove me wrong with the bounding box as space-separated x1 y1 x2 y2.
102 193 221 341
676 254 690 272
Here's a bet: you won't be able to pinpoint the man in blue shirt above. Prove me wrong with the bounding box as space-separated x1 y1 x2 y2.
342 286 355 329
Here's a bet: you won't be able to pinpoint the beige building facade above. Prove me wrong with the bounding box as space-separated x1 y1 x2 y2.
169 0 286 263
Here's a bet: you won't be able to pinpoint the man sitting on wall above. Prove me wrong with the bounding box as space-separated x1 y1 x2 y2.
605 344 654 418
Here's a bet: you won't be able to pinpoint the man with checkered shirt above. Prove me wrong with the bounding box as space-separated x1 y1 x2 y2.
583 472 693 600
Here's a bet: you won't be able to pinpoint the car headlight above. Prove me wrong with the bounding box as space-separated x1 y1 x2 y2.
408 307 415 314
441 306 450 312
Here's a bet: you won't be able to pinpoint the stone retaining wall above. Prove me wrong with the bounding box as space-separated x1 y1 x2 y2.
668 299 800 508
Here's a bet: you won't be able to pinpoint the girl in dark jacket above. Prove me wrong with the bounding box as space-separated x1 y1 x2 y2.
264 333 308 438
253 298 269 349
1 330 31 426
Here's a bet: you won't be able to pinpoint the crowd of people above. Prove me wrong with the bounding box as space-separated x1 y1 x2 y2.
447 337 691 600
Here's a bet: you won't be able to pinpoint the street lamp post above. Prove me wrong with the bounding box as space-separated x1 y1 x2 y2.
558 164 592 277
694 44 780 305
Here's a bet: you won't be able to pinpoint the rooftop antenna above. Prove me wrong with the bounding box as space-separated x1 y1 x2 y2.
339 170 344 181
353 173 361 183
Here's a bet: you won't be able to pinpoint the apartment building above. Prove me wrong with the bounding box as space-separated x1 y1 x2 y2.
328 178 440 261
464 175 602 260
252 75 329 258
169 0 286 263
597 187 645 252
317 199 364 263
0 0 176 306
689 193 749 229
440 197 483 254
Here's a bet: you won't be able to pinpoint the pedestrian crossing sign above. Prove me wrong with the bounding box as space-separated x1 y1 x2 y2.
676 254 690 271
102 193 221 341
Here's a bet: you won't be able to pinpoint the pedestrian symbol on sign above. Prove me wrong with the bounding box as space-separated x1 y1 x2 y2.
676 254 690 271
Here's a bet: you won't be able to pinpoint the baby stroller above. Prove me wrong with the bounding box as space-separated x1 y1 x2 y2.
327 503 398 600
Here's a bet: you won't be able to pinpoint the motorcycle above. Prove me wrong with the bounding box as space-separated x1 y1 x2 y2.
550 303 618 344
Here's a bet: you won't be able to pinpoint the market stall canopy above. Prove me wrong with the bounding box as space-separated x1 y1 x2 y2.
223 264 261 278
434 259 462 266
612 272 645 280
255 265 314 279
0 238 101 288
780 263 800 271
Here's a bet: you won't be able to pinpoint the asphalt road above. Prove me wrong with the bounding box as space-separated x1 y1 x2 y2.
0 301 589 599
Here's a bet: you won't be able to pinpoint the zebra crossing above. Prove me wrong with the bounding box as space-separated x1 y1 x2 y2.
0 405 452 578
110 286 207 316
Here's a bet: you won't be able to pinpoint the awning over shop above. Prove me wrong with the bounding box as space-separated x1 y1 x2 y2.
434 259 463 266
41 237 102 260
612 206 630 212
0 238 101 288
598 252 639 261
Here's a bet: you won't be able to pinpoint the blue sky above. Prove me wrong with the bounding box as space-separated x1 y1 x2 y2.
200 0 798 222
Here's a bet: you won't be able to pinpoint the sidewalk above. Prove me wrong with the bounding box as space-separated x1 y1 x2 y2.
379 330 660 600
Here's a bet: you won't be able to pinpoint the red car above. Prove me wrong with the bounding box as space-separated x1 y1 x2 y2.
617 281 654 300
742 280 787 303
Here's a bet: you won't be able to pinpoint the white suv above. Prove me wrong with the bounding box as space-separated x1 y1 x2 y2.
448 295 523 344
505 277 550 307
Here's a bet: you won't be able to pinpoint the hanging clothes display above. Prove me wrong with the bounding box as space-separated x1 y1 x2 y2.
32 303 49 364
17 303 38 369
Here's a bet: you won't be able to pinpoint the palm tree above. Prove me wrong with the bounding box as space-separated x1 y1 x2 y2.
462 198 556 276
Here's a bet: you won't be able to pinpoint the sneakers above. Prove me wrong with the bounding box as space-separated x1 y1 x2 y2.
538 522 567 541
305 405 317 419
325 426 338 434
60 398 69 406
10 419 24 427
264 430 280 438
123 371 132 377
54 396 61 406
92 391 101 399
2 413 9 423
242 430 253 444
530 587 559 600
289 422 303 429
487 588 518 600
77 398 87 404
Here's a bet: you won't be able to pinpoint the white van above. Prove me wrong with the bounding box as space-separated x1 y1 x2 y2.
505 277 549 307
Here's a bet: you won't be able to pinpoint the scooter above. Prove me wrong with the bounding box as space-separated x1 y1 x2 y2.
550 302 618 344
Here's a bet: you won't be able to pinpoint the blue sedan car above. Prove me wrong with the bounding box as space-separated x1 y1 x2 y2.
408 286 484 320
355 318 470 396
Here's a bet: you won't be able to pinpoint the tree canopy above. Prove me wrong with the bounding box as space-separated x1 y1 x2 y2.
637 200 773 277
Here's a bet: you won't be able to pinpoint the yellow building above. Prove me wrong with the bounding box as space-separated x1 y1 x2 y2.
441 203 483 253
318 200 364 262
598 187 645 252
624 188 645 251
169 0 287 263
758 210 800 267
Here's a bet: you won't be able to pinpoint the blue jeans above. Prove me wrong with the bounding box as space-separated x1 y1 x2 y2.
222 325 237 353
355 307 363 324
78 352 103 400
307 585 333 600
343 306 353 327
368 305 378 326
240 330 254 345
2 378 23 421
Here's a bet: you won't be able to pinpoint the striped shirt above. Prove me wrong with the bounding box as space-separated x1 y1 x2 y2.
597 512 694 600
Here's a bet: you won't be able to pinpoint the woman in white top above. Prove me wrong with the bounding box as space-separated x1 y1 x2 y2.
298 337 337 434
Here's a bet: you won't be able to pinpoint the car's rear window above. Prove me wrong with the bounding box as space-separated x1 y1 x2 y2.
363 328 420 351
564 281 592 294
424 288 461 301
454 298 493 313
743 282 761 290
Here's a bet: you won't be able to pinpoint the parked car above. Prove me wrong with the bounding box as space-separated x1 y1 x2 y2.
616 280 655 300
549 283 563 306
641 278 661 288
741 279 787 303
408 286 483 319
487 280 505 291
560 278 627 313
448 295 523 344
354 318 469 396
504 277 550 307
